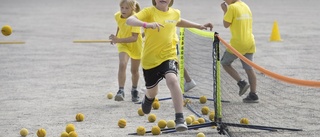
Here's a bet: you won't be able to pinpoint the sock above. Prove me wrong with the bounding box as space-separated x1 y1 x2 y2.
132 86 137 91
175 113 184 120
119 87 124 91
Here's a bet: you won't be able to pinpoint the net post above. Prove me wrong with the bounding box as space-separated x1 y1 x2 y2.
212 32 222 122
179 28 185 93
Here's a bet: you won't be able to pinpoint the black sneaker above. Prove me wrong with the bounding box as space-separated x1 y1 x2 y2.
243 92 259 103
131 90 140 102
237 80 250 96
141 95 154 114
175 118 188 131
114 90 124 101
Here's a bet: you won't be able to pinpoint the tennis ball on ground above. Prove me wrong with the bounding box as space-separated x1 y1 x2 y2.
209 111 215 121
75 113 85 122
66 123 75 133
148 114 156 122
107 92 113 99
199 96 207 104
136 126 146 135
240 118 249 125
198 118 205 124
201 106 210 115
154 97 159 102
137 108 145 116
20 128 28 136
69 131 78 137
197 132 206 137
36 128 46 137
157 119 167 128
192 120 200 130
152 101 160 109
188 115 195 122
118 118 127 128
151 126 161 135
185 116 192 125
1 25 12 36
166 120 176 128
60 131 69 137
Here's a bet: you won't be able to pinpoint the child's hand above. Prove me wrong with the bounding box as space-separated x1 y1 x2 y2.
198 23 213 31
221 2 227 13
109 34 117 45
146 22 164 32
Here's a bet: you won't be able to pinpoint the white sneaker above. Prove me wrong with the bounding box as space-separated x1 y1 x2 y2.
184 79 196 92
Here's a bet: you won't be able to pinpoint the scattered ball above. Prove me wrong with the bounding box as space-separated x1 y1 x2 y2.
151 126 161 135
199 96 207 104
69 131 78 137
148 114 157 122
118 118 127 128
1 25 12 36
66 123 75 133
209 111 215 121
198 118 205 124
201 106 210 115
188 115 196 122
107 92 113 99
75 113 85 122
137 108 145 116
154 97 159 102
240 118 249 125
197 132 206 137
185 116 192 125
157 120 167 129
136 126 146 135
20 128 29 137
36 128 46 137
60 131 69 137
166 120 176 128
192 120 200 130
152 101 160 109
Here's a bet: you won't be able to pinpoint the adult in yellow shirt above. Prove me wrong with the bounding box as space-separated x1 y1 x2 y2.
109 0 142 102
126 0 213 132
221 0 258 103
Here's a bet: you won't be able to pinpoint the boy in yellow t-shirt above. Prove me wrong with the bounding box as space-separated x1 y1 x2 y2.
221 0 258 103
126 0 213 132
109 0 142 102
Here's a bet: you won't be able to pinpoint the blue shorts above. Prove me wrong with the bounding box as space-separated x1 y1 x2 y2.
221 51 254 70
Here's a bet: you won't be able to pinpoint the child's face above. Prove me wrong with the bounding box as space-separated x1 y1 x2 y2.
154 0 171 7
120 2 133 18
224 0 236 5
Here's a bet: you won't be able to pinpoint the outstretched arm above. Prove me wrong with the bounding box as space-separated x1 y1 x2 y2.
109 33 139 44
176 19 213 31
126 16 164 32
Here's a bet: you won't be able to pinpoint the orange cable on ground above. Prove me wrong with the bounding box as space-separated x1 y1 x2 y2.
217 35 320 88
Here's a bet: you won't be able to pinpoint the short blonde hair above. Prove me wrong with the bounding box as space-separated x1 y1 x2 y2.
152 0 174 7
120 0 141 13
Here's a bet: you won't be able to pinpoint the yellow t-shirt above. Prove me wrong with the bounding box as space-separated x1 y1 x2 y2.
223 1 255 55
115 12 143 59
135 6 181 69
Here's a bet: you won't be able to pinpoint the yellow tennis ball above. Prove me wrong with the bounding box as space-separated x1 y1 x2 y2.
36 128 46 137
1 25 12 36
240 118 249 125
148 114 157 122
192 120 200 130
188 115 195 122
136 126 146 135
199 96 207 104
118 118 127 128
60 131 69 137
75 113 85 122
157 120 167 129
197 132 206 137
198 118 205 124
20 128 29 137
137 108 145 116
154 97 159 102
66 123 75 133
185 116 192 125
166 120 176 128
69 131 78 137
201 106 210 115
151 126 161 135
152 101 160 110
107 92 113 99
209 111 215 121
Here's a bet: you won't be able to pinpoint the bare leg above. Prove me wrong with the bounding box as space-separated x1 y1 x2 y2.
130 58 140 88
245 69 256 93
222 64 242 82
146 85 159 98
165 73 184 113
118 52 129 88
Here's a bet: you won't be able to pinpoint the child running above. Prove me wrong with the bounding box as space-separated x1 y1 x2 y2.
126 0 213 131
109 0 142 102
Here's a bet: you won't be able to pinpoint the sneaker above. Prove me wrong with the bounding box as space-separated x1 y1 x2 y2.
185 79 197 92
141 95 154 114
114 90 124 101
175 118 188 131
243 92 259 103
237 80 250 96
131 90 140 102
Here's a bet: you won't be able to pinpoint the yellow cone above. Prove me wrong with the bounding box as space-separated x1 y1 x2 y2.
270 20 282 41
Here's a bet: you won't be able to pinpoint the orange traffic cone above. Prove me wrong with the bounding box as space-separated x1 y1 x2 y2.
270 20 282 41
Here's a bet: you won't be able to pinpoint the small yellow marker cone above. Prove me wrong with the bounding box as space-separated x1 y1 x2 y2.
270 20 282 42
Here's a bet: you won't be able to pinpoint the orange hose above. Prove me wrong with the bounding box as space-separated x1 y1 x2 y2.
217 35 320 88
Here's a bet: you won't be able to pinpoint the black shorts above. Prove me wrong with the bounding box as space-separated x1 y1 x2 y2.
143 60 178 89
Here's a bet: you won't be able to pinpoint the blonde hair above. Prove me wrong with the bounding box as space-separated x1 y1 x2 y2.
152 0 174 7
120 0 140 13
